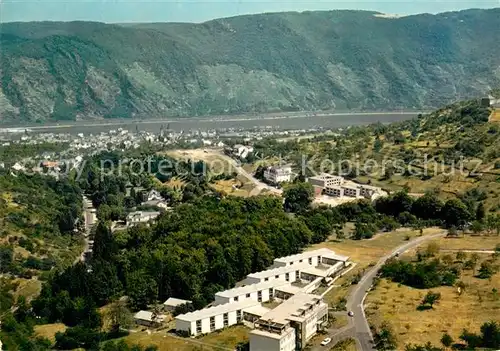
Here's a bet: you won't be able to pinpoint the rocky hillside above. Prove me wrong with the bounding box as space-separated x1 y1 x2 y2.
1 9 500 123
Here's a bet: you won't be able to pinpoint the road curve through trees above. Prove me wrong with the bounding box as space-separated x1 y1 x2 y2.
314 231 446 351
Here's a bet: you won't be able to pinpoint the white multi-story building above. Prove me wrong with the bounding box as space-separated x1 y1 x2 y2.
245 263 311 285
272 248 349 268
307 173 344 188
249 293 328 351
250 326 296 351
126 211 160 226
214 280 289 305
175 299 258 336
263 165 292 184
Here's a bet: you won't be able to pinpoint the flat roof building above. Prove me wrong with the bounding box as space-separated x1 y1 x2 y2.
308 173 344 188
176 299 258 336
245 263 311 285
163 297 192 312
214 280 288 305
250 293 328 350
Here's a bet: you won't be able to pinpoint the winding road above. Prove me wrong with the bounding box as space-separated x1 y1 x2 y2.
313 231 446 351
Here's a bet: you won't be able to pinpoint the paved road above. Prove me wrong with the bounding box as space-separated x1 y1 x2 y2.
313 232 446 351
216 152 283 196
75 196 96 263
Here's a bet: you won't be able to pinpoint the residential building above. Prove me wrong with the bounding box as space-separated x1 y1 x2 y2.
126 211 160 226
249 293 328 351
175 299 259 336
134 310 166 328
272 248 349 268
342 185 360 197
307 173 344 188
245 263 311 285
163 297 192 312
324 186 343 197
263 165 292 184
214 280 289 305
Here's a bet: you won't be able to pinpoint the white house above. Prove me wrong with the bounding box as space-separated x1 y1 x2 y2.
233 144 254 159
175 299 259 336
134 310 166 328
126 211 160 226
214 280 289 305
146 189 164 202
163 297 192 312
263 165 292 184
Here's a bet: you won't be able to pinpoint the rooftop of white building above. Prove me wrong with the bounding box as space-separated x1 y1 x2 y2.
176 299 259 322
308 173 343 180
257 292 323 325
215 280 289 299
243 305 271 317
246 262 311 280
163 297 192 307
273 248 348 265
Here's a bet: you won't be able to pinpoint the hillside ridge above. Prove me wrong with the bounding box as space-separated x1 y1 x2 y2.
1 8 500 123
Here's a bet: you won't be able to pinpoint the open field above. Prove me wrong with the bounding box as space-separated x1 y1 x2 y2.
163 149 236 176
124 325 248 351
310 227 442 266
34 323 67 342
311 227 444 306
489 108 500 122
433 235 500 251
13 278 42 301
365 248 500 348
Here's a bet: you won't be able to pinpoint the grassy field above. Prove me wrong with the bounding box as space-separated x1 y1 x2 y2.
34 323 67 342
489 108 500 122
433 235 500 251
328 338 357 351
123 325 248 351
309 227 442 266
312 227 444 306
365 249 500 348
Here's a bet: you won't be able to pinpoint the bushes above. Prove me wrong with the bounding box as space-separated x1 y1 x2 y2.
380 258 459 289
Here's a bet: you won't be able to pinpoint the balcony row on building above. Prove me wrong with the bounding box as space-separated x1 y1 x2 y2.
175 248 351 350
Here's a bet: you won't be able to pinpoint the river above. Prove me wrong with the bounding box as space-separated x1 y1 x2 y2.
1 112 420 135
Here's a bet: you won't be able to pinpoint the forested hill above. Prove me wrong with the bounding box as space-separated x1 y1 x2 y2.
2 8 500 123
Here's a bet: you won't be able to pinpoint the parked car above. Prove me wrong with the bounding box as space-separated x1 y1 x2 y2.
348 311 354 317
321 337 332 346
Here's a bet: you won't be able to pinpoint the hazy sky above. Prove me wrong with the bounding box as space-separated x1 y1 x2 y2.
1 0 499 23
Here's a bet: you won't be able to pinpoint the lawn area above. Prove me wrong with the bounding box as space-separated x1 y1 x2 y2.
309 227 443 267
433 235 500 251
123 325 249 351
34 323 67 342
211 178 254 197
315 227 444 306
489 108 500 122
328 338 357 351
13 278 42 301
365 253 500 348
